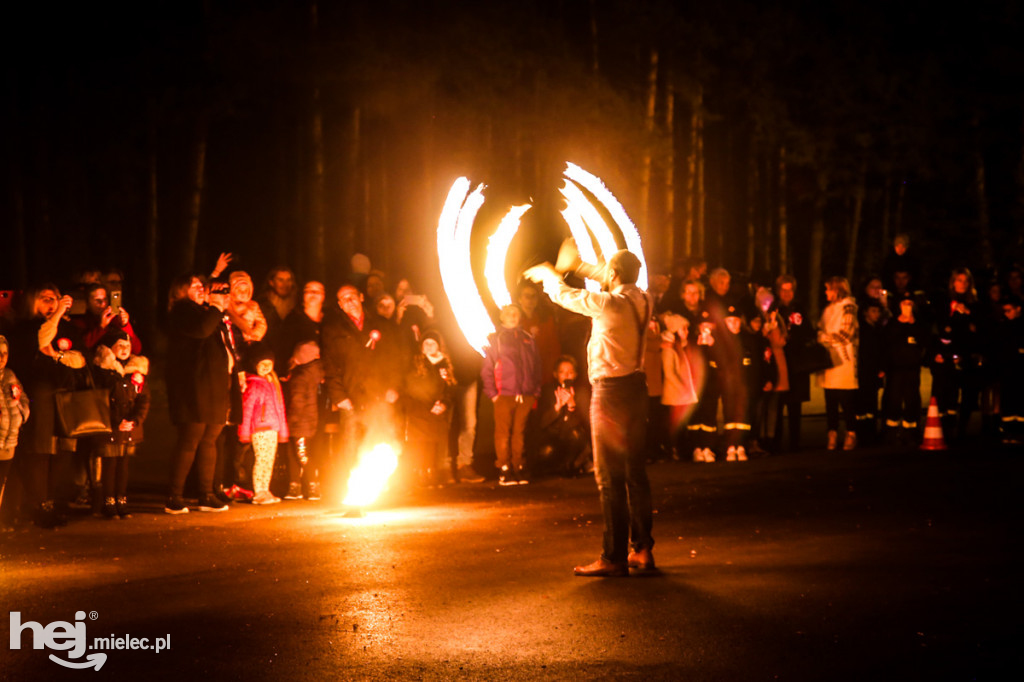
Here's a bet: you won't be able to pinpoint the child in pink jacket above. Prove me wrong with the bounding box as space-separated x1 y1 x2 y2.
239 345 289 504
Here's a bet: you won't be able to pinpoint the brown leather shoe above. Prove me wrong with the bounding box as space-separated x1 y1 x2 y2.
627 548 656 571
574 558 629 577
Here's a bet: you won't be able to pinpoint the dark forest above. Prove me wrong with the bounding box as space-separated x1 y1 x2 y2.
4 0 1024 334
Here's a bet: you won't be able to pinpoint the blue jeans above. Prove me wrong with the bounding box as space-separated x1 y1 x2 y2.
591 373 653 563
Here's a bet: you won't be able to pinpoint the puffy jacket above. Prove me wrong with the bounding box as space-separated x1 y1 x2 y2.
239 374 289 443
91 346 151 445
481 327 541 399
1 367 30 451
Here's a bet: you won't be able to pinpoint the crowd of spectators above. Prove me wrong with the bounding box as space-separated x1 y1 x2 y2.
1 235 1023 529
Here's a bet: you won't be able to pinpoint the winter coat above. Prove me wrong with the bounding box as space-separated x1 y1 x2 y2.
481 326 542 399
857 320 886 393
0 367 29 454
772 301 813 402
404 353 457 441
321 309 405 410
90 346 150 447
239 374 289 443
660 329 698 407
285 350 323 441
9 315 87 454
165 299 233 426
884 318 927 372
819 296 859 390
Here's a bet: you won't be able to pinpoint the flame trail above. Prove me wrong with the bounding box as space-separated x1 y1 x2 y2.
437 179 494 356
485 204 531 308
343 443 400 507
564 162 648 290
559 184 603 293
562 179 618 259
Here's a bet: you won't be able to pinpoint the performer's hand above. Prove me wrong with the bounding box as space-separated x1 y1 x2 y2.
385 389 399 404
554 238 582 274
338 398 354 411
523 264 557 286
430 401 446 415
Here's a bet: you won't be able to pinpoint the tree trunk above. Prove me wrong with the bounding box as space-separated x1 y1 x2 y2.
879 174 892 269
341 107 360 264
778 145 788 275
974 148 994 266
588 0 600 75
145 134 159 342
664 74 675 261
746 137 758 274
1017 115 1024 248
695 87 705 257
183 115 207 274
845 159 866 283
808 169 828 321
309 0 326 282
894 177 905 239
683 94 696 256
639 48 658 237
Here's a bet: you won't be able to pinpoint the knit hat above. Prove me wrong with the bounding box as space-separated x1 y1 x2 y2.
100 329 131 348
247 342 275 373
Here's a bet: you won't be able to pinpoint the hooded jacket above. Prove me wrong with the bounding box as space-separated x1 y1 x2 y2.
91 345 151 445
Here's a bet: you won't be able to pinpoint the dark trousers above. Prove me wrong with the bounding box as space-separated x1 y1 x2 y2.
825 389 856 432
170 423 224 498
883 369 922 429
591 373 652 564
774 391 803 451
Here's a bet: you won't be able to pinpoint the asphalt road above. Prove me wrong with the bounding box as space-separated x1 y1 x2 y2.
1 442 1019 681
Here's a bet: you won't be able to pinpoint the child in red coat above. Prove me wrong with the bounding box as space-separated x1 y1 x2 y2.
239 345 289 504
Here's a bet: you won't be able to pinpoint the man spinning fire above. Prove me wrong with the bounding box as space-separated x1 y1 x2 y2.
526 241 655 577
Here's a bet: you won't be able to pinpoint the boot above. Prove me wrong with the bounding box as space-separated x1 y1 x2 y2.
116 496 132 519
827 430 838 450
842 431 857 451
102 497 117 519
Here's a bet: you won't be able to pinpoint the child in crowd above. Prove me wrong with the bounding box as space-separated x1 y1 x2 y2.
996 296 1024 445
403 330 457 486
482 304 541 485
238 345 289 505
91 330 150 518
0 335 30 530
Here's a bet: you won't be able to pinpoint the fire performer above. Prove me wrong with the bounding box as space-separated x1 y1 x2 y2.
526 242 655 577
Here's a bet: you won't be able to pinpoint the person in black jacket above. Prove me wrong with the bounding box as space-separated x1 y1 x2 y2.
770 275 813 452
8 286 88 528
882 296 927 445
855 300 887 445
995 297 1024 444
403 330 457 486
533 355 592 477
164 275 234 514
90 330 150 518
280 280 325 500
321 284 403 491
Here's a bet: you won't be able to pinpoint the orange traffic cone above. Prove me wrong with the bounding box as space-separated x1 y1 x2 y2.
920 397 947 451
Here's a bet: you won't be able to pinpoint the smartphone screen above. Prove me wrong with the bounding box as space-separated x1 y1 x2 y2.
110 290 122 316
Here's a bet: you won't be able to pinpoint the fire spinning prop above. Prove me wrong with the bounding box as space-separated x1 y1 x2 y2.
437 163 647 355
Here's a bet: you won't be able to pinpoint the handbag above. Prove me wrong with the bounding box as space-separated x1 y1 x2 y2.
789 340 836 375
54 367 112 438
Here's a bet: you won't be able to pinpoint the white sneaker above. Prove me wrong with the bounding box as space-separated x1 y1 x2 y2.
252 491 281 505
692 448 705 463
702 448 716 463
736 446 748 461
726 446 737 462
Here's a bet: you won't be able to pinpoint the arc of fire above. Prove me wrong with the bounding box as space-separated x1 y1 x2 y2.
485 204 532 309
437 178 494 356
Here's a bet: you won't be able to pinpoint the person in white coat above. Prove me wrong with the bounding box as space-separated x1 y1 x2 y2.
818 277 859 450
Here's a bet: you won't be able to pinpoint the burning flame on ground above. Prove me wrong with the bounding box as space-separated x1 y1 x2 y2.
485 204 532 308
343 443 399 508
437 163 648 356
